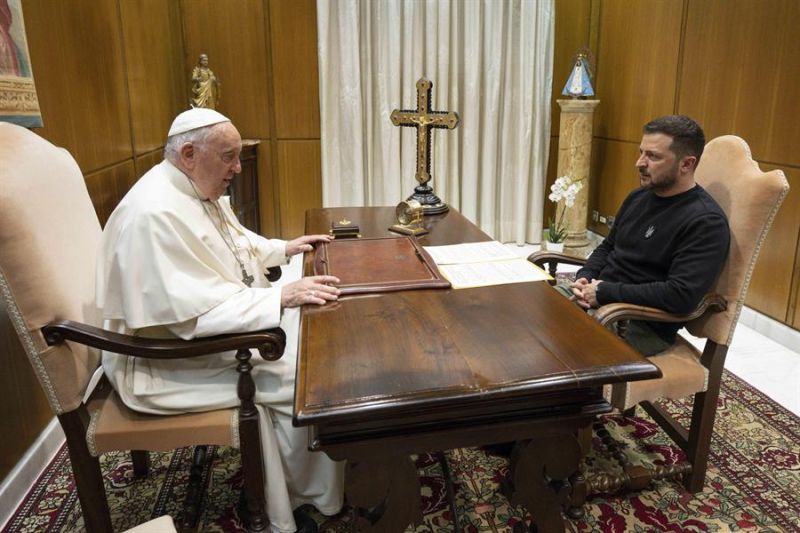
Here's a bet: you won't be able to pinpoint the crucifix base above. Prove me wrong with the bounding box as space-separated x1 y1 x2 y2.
408 184 449 215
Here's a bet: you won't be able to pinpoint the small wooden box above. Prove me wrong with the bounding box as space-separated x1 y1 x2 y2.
329 220 360 239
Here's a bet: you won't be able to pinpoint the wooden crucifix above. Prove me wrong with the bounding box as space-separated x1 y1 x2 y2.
391 78 459 215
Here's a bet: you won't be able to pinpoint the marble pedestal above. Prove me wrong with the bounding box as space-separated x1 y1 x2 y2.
556 99 599 248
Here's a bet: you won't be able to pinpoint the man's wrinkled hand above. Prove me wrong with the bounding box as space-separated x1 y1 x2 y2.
286 234 333 257
281 275 340 308
570 277 591 308
577 279 602 309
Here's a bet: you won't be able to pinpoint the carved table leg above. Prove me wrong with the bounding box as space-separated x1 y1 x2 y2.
345 456 423 533
508 434 582 533
566 468 587 520
566 423 593 519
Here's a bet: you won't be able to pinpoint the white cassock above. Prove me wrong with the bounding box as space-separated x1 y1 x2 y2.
96 159 344 533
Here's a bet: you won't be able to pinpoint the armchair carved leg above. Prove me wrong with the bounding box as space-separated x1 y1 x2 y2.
237 349 268 532
180 446 212 531
131 450 149 477
683 341 727 493
59 408 113 532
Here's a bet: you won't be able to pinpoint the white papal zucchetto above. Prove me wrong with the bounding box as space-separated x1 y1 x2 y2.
167 108 230 137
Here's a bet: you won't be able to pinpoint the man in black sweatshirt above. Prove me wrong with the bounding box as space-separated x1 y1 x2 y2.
569 115 729 355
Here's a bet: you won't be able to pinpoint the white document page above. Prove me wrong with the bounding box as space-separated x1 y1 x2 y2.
423 241 519 265
438 258 551 289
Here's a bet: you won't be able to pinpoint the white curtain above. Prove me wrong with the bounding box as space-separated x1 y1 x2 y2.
317 0 554 244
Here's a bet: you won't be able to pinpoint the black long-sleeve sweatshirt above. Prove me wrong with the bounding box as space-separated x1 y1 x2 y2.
576 184 730 343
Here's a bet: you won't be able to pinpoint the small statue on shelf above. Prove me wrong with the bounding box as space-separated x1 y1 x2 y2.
562 51 595 98
190 53 220 109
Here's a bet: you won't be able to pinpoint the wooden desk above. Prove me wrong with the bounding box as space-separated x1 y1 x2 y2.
295 207 659 532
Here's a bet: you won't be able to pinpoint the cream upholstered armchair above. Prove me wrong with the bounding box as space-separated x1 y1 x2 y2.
529 135 789 501
0 123 285 532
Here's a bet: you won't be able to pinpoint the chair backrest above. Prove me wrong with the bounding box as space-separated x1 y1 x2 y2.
0 123 103 415
688 135 789 346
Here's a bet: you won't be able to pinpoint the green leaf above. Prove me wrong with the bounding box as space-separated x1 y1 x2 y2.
547 216 567 243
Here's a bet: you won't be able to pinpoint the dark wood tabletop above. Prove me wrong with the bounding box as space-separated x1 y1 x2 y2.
295 207 659 435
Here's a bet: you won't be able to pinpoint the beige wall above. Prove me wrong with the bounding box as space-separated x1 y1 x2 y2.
551 0 800 328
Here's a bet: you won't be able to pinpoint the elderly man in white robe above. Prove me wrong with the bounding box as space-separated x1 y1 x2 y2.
96 108 343 533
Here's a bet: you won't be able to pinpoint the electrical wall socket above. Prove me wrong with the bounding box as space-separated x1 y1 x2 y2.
598 215 607 224
607 215 615 228
591 210 599 222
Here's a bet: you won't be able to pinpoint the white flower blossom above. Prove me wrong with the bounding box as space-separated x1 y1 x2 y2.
547 175 584 243
564 182 583 208
549 175 580 203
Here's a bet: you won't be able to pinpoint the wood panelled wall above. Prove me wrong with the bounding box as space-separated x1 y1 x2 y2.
179 0 322 238
552 0 800 329
4 0 798 484
0 0 322 481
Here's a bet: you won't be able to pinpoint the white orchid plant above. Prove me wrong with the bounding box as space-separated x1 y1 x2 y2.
547 175 584 244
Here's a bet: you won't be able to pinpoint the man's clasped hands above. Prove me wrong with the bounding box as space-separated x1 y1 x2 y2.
570 278 603 310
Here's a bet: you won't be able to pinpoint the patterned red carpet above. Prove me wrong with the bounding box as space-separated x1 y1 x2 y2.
4 370 798 532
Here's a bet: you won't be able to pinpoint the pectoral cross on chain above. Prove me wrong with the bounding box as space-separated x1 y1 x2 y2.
241 268 255 287
391 78 459 215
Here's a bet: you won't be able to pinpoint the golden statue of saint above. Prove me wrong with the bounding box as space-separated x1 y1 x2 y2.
190 53 220 109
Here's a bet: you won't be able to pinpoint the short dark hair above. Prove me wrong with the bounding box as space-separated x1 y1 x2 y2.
643 115 705 165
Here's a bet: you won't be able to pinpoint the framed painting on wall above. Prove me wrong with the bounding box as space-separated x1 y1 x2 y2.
1 0 41 127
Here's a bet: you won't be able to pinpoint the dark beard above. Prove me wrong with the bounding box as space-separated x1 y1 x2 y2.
640 168 678 192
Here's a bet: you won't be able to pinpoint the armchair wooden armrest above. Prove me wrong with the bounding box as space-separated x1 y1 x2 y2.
42 319 286 361
526 247 728 330
594 294 727 329
527 250 587 285
43 319 287 531
41 319 286 531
